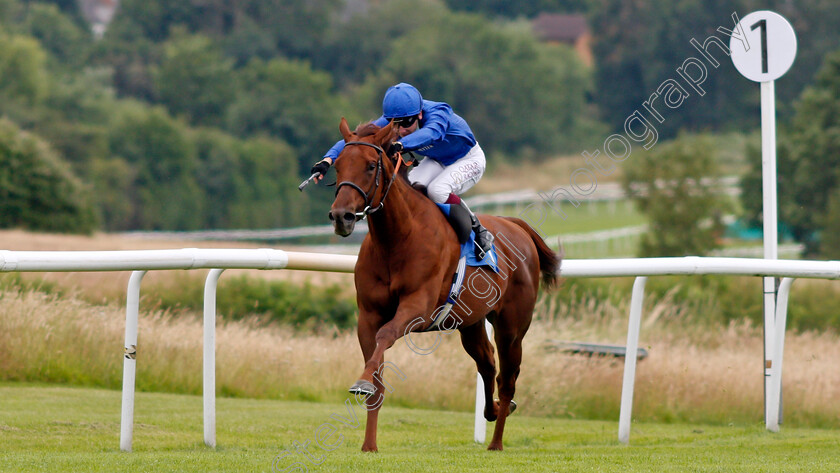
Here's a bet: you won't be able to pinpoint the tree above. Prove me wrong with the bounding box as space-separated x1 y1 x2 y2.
589 0 758 138
90 29 159 102
0 0 22 29
623 134 731 257
192 129 304 229
748 49 840 256
315 0 448 85
741 48 840 257
154 31 235 127
757 0 840 112
589 0 840 138
359 13 598 158
225 57 349 174
443 0 589 17
26 0 85 24
228 136 304 228
107 102 203 230
232 0 340 59
0 118 96 233
104 0 197 42
105 0 339 59
0 31 49 107
220 14 275 67
820 188 840 260
23 2 92 69
33 69 115 171
88 156 134 231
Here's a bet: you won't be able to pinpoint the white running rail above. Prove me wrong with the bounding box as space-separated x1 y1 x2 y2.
0 248 355 452
1 250 837 449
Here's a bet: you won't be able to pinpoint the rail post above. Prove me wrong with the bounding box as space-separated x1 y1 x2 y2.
473 319 494 443
203 269 225 447
618 276 647 444
120 270 147 452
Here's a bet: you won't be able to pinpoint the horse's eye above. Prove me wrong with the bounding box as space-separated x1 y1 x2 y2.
367 162 376 172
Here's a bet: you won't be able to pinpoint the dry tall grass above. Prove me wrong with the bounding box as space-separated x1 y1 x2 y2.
2 285 838 428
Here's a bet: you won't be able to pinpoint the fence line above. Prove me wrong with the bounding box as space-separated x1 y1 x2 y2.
120 177 740 243
1 249 835 449
1 248 354 451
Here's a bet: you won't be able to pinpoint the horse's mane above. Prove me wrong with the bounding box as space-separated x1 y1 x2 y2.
355 121 381 138
351 121 413 185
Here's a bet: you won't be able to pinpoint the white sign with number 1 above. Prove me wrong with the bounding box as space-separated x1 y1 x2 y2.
730 10 797 83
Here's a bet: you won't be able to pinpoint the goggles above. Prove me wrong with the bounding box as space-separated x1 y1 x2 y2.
392 115 419 128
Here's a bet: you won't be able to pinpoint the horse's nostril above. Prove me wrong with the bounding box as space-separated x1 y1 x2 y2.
328 212 335 221
343 212 356 222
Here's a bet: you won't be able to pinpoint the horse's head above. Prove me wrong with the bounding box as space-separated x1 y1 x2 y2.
329 118 398 237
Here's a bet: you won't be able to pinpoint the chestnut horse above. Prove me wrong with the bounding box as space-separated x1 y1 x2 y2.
328 118 560 451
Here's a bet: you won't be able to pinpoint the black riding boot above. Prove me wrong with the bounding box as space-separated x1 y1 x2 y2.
470 214 494 259
459 201 494 259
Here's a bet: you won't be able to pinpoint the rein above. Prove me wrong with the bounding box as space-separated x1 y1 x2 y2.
335 141 407 220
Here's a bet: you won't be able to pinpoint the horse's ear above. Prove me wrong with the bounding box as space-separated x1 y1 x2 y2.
339 117 353 141
373 121 395 146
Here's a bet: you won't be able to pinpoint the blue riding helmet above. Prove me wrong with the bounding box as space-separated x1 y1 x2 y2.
382 83 423 119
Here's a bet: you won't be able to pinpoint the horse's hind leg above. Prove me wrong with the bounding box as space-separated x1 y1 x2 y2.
487 312 529 451
458 319 498 421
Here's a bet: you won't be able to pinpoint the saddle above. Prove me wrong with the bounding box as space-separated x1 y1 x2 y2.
423 203 498 332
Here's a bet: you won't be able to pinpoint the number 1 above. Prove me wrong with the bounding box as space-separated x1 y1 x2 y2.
751 19 768 73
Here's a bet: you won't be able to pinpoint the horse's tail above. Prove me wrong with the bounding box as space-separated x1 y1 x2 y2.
505 217 561 289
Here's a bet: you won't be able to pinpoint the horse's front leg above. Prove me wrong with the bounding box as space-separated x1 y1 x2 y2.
358 374 385 452
353 308 385 452
353 293 434 389
349 293 435 452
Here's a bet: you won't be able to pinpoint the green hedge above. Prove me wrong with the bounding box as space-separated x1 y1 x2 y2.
148 273 358 330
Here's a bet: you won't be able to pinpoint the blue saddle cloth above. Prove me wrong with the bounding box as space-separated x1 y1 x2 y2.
436 203 499 272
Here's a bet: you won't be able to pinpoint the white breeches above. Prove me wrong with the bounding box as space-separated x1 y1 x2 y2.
407 144 486 203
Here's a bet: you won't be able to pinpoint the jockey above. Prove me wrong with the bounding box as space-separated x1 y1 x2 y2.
311 82 494 259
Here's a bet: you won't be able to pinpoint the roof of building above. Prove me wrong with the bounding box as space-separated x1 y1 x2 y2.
531 13 589 43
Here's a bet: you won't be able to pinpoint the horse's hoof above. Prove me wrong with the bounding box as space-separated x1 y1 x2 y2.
349 379 376 397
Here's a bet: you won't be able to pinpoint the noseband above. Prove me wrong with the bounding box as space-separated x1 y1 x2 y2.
335 141 402 220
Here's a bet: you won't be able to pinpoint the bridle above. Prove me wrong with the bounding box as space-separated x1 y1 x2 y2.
335 141 410 220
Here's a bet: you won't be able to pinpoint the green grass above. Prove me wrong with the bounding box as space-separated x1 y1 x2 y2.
482 199 645 257
489 199 646 235
2 382 839 472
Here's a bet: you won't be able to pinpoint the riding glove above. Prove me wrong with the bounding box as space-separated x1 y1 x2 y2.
310 159 331 177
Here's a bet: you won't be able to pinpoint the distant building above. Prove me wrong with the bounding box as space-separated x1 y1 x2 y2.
531 13 593 67
77 0 119 39
341 0 369 21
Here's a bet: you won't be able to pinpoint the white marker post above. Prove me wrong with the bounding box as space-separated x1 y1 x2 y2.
730 10 797 431
473 320 494 443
